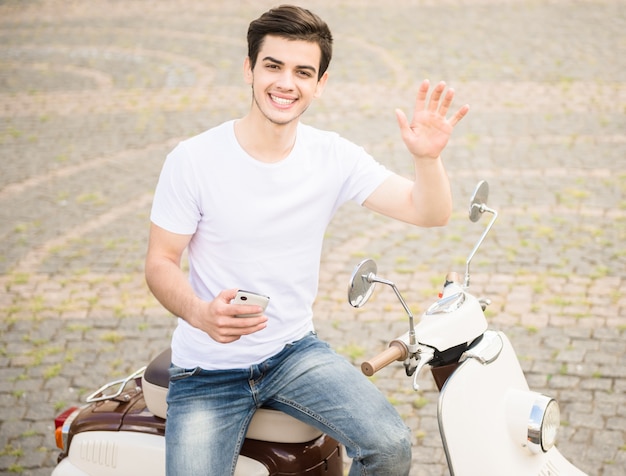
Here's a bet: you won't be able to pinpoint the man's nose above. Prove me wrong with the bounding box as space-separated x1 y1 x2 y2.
275 70 295 90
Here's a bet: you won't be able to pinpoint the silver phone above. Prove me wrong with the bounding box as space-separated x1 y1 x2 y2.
232 290 270 317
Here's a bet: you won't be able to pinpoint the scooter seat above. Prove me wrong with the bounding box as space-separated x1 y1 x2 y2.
141 349 324 444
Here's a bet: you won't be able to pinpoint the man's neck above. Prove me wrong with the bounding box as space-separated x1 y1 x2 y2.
234 114 298 164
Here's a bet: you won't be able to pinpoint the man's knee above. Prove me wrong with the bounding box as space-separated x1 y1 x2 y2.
392 425 412 459
378 424 412 474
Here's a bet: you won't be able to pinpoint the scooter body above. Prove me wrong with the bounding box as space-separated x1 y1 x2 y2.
437 330 585 475
52 348 344 476
348 181 588 475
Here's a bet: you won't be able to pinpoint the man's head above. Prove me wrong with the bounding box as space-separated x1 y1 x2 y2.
247 4 333 81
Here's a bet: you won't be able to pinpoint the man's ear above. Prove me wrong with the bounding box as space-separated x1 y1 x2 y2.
314 71 329 98
243 56 253 85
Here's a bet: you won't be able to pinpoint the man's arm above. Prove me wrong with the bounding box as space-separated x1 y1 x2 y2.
364 160 451 227
364 79 468 227
145 223 268 343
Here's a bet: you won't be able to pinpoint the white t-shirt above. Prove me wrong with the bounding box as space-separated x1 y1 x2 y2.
150 120 392 369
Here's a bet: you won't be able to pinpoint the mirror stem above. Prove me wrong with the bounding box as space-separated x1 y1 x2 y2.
465 205 498 287
366 273 417 346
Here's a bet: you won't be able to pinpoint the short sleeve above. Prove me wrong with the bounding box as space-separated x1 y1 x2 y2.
150 142 202 235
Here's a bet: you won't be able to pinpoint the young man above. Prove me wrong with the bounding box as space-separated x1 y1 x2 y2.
145 5 468 475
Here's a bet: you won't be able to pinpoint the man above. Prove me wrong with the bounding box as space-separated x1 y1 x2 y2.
145 5 469 475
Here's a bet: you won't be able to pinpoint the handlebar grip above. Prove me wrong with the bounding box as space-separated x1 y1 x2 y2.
361 341 408 377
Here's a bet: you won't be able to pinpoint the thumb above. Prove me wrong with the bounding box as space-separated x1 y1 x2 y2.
221 288 239 303
395 108 415 145
395 108 409 131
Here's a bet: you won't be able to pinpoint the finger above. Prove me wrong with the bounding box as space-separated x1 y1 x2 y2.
449 104 470 127
212 334 241 344
230 313 267 324
238 319 268 335
413 79 430 113
438 88 455 118
228 316 268 339
215 313 267 337
427 81 446 113
231 304 265 318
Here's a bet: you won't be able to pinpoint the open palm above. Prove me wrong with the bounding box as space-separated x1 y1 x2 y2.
396 80 469 160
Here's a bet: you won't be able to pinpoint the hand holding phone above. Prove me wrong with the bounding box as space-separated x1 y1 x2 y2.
231 290 270 317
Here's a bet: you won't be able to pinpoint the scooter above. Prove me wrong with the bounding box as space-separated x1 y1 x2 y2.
347 180 587 475
52 181 587 476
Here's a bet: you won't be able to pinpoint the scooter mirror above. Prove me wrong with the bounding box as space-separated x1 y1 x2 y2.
348 259 378 308
469 180 489 223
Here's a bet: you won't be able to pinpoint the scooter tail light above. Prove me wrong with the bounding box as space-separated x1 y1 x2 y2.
54 426 64 450
53 407 80 450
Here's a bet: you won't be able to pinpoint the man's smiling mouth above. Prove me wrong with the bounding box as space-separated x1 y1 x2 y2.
271 95 295 106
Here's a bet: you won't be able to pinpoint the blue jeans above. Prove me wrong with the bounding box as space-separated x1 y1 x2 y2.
165 333 411 475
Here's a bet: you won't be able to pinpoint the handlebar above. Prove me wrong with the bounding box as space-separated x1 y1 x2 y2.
361 341 408 376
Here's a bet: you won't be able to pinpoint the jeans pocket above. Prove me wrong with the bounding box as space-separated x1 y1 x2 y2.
169 364 201 382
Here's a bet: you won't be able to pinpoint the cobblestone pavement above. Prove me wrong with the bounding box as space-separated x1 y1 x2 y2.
1 0 625 474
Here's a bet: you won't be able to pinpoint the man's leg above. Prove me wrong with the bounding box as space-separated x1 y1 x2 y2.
260 334 412 476
165 365 255 476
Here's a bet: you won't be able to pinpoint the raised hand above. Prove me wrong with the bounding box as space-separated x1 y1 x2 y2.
395 79 469 160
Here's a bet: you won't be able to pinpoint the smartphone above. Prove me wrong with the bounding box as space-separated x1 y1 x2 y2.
232 290 270 317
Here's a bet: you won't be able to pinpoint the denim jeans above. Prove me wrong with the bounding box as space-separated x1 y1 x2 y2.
165 333 411 476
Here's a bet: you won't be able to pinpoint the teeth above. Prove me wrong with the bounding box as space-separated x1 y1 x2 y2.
271 95 294 105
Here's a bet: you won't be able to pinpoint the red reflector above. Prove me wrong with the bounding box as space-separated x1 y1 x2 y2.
55 407 78 429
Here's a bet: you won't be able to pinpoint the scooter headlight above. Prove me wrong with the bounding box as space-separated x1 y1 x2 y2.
506 390 561 454
527 395 560 453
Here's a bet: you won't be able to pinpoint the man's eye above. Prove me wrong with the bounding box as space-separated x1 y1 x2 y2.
297 70 313 77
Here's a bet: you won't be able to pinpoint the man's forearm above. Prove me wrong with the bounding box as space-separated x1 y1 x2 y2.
411 156 452 227
145 257 200 322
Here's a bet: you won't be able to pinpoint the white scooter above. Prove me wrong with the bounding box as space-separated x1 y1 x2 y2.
52 181 587 475
347 180 587 475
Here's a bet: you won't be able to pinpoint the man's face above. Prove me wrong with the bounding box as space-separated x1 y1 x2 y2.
244 35 328 126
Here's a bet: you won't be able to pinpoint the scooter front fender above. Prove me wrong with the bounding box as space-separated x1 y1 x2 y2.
438 331 586 476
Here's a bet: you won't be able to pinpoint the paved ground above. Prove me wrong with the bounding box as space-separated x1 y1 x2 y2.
0 0 624 474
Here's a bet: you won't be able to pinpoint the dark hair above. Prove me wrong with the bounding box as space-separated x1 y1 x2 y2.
247 4 333 80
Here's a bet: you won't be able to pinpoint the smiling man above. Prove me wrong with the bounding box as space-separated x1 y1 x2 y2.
145 5 468 476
